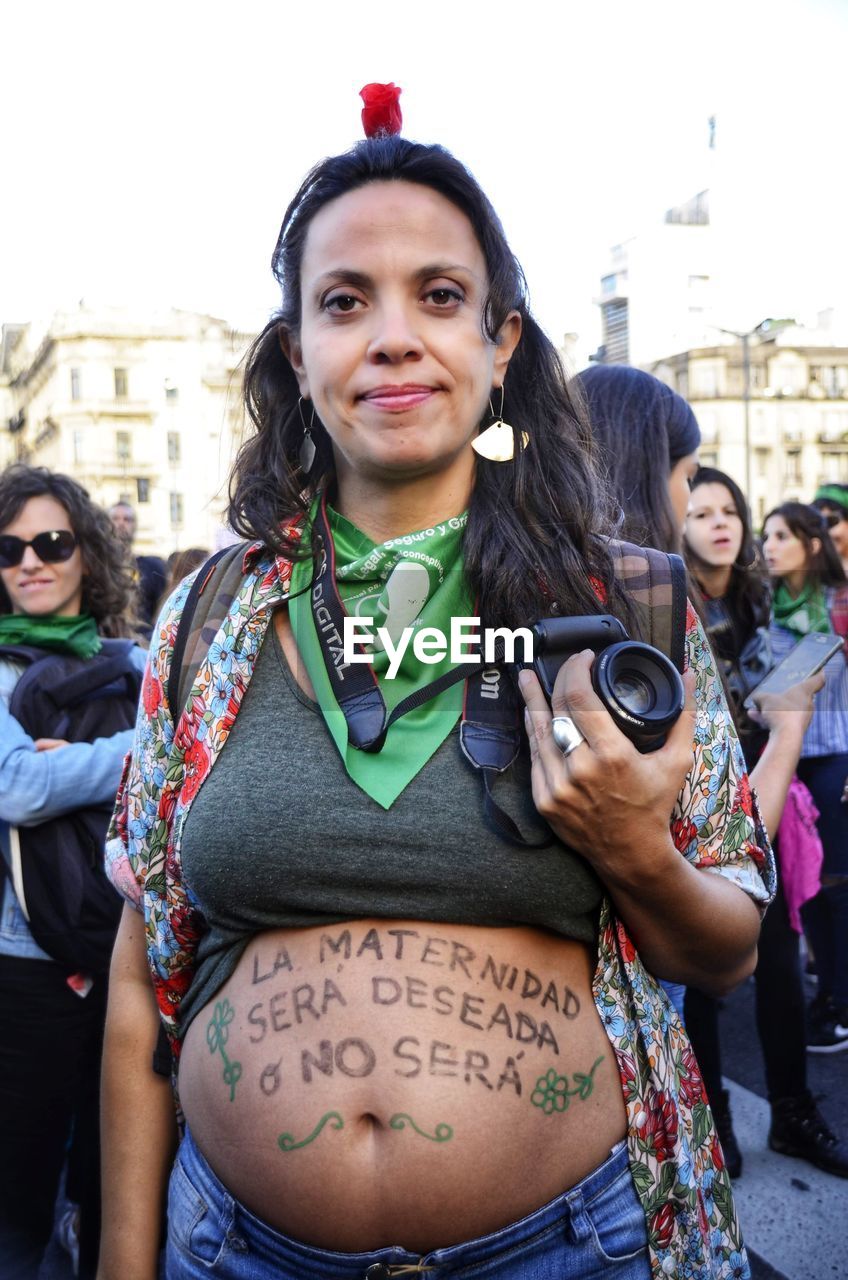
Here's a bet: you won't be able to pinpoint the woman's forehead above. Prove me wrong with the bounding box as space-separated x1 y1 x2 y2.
690 482 735 510
3 493 72 535
301 180 485 278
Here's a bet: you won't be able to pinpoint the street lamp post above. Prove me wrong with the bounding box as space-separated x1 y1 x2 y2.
711 319 794 502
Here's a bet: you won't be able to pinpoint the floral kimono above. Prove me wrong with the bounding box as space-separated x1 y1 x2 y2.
106 543 774 1280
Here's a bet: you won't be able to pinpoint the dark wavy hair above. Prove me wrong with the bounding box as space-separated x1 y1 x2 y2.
229 134 623 630
573 365 700 556
0 465 137 637
763 501 847 588
685 466 770 633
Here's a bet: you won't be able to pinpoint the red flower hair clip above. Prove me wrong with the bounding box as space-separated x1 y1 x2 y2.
360 82 403 138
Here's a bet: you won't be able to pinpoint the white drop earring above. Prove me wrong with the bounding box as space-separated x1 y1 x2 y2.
471 386 529 463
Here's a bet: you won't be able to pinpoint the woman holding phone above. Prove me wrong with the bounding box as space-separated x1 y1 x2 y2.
684 473 847 1177
763 502 848 1055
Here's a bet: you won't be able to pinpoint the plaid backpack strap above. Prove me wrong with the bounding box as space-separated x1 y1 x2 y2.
610 540 689 674
166 542 251 719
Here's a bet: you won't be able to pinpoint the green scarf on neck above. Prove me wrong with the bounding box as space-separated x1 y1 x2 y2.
772 580 831 637
289 501 473 809
0 613 102 659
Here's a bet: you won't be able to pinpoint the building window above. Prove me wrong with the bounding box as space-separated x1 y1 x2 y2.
699 451 718 470
170 492 184 526
70 368 82 401
114 367 129 399
164 379 179 401
784 450 802 484
821 452 848 483
136 477 150 503
73 429 84 464
167 431 181 463
116 430 132 463
755 448 769 478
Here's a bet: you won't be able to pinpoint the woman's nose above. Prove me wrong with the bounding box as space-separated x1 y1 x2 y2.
366 303 425 363
19 545 44 571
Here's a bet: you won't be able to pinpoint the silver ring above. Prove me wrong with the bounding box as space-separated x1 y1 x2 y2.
551 715 585 757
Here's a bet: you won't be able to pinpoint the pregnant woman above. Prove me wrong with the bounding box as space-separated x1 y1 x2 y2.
99 91 772 1280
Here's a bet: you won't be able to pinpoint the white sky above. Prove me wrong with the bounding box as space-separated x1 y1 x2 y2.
2 0 846 365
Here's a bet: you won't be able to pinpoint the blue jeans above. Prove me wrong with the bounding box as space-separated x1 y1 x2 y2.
165 1128 650 1279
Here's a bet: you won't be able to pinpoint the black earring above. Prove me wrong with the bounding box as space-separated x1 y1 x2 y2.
298 397 317 473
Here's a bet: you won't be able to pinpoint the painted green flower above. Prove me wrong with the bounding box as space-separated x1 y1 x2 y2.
531 1068 571 1114
206 998 235 1054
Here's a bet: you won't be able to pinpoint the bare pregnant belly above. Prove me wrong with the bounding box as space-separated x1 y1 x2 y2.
178 919 627 1252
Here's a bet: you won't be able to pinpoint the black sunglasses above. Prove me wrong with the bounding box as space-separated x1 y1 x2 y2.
0 530 78 569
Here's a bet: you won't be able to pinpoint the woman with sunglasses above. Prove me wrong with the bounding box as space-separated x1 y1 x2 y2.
0 465 145 1279
100 96 772 1280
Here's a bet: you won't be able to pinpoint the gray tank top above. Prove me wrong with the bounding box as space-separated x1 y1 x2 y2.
178 622 603 1034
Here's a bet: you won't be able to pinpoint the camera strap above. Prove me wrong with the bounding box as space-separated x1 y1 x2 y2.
309 497 550 846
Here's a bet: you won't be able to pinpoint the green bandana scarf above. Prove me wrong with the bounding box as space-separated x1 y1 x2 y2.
289 501 473 808
772 580 831 637
0 612 102 659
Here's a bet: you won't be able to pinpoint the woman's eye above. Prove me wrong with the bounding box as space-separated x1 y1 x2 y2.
425 287 463 308
324 294 362 314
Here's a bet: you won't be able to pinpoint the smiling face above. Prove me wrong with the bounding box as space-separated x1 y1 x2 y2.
685 482 745 568
0 494 85 617
762 513 818 579
282 180 521 498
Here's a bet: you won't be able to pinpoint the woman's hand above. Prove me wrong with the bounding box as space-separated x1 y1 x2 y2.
519 649 761 994
34 737 70 751
518 651 695 887
748 671 823 737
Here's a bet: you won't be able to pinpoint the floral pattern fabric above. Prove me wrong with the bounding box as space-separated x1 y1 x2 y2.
106 546 774 1280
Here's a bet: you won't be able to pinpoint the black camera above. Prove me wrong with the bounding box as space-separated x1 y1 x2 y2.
530 615 685 753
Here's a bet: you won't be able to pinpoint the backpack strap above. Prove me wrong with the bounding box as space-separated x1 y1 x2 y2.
36 639 139 709
609 540 688 673
167 543 251 719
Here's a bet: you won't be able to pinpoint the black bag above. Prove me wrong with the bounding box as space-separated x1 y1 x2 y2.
0 640 142 973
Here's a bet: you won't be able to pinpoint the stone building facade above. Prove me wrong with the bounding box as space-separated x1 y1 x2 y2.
1 304 255 555
650 313 848 527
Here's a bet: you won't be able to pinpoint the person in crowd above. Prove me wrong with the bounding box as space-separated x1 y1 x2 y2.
576 364 700 554
575 370 835 1167
99 100 773 1280
0 465 146 1279
575 364 701 1022
108 500 167 632
158 547 210 618
812 483 848 575
684 470 847 1177
762 502 848 1053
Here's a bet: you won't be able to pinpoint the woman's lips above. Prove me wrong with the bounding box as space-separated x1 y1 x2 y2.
361 385 436 412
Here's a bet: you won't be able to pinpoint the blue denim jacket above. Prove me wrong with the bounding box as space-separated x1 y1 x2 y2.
0 649 147 959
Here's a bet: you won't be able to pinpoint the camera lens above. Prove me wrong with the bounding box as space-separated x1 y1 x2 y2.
591 641 685 752
611 670 656 716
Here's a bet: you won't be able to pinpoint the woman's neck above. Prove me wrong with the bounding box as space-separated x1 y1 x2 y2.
333 469 473 542
781 570 808 598
696 563 733 600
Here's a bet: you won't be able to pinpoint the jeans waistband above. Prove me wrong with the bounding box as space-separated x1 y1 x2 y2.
176 1126 632 1276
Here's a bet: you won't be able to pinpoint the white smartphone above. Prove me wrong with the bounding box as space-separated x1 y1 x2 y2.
743 632 844 711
